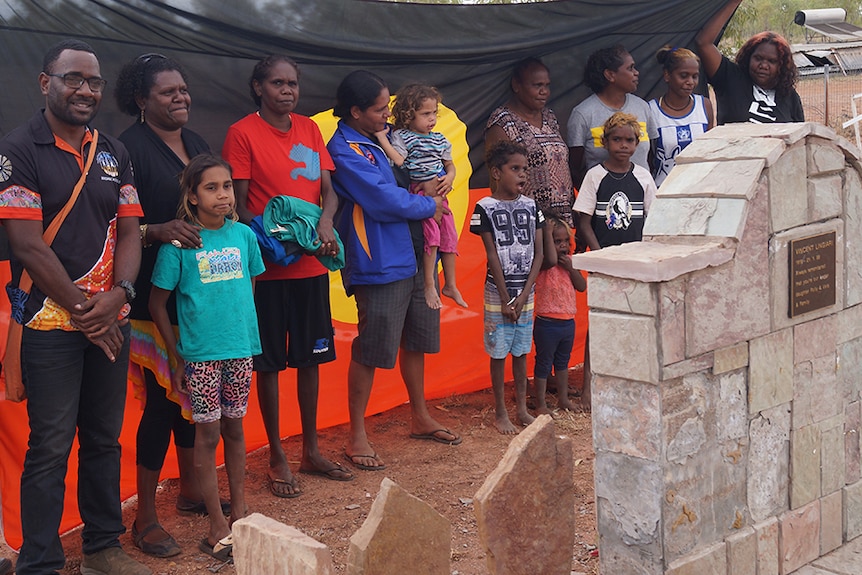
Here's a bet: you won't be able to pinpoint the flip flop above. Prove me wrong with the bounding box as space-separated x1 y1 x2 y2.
299 462 355 481
199 534 233 561
344 451 387 471
176 494 231 516
132 521 181 558
267 472 301 498
409 429 463 445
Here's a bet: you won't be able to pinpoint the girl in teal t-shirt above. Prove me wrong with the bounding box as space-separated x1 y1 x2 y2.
150 154 264 560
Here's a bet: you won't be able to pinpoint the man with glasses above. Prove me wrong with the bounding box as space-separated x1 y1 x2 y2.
0 39 149 575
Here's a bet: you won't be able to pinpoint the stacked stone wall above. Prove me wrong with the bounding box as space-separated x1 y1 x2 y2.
573 123 862 575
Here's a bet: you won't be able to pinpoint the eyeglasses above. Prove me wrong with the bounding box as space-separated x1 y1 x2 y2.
48 73 107 92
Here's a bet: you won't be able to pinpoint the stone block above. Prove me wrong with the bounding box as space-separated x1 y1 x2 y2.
232 513 334 575
810 534 862 574
474 415 574 575
663 371 711 464
589 310 659 384
713 343 749 375
754 517 780 575
821 415 846 497
586 274 656 316
809 174 843 221
794 316 837 364
644 197 748 240
726 526 756 575
844 167 862 307
663 353 714 381
838 337 862 404
749 329 794 415
717 371 748 441
843 479 862 540
592 375 661 460
769 143 808 233
660 279 686 366
778 499 821 575
793 355 841 429
675 136 785 166
698 122 814 145
594 451 662 574
348 478 450 575
807 138 846 175
846 402 861 484
836 304 862 344
820 490 843 555
658 159 765 199
686 179 771 356
665 542 726 575
770 221 845 332
748 405 791 521
791 424 822 509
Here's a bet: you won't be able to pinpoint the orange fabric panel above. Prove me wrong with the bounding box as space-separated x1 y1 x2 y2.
0 188 588 548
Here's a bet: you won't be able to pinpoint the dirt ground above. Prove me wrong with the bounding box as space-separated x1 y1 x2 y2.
2 368 597 575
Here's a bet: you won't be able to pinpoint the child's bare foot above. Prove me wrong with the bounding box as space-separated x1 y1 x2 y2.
424 286 442 309
442 285 468 308
535 406 556 418
495 414 519 435
517 410 536 426
557 397 577 411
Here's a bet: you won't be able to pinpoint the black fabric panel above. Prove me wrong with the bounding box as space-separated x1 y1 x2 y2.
0 0 724 188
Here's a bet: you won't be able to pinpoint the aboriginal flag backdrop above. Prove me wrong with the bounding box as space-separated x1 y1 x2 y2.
0 0 726 547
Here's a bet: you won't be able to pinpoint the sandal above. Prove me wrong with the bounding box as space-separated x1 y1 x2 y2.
176 494 231 516
132 522 181 558
199 534 233 561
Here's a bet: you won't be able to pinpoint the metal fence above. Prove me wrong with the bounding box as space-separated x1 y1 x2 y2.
797 69 862 146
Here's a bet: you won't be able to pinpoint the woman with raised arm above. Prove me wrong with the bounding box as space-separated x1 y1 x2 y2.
695 0 804 125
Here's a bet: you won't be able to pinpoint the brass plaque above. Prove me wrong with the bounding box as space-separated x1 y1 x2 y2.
789 231 836 318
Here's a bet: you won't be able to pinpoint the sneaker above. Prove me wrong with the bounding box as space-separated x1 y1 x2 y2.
81 546 152 575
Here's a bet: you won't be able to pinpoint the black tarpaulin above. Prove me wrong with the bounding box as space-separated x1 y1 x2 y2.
0 0 724 186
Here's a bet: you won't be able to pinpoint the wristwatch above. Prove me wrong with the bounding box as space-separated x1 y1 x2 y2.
115 280 137 303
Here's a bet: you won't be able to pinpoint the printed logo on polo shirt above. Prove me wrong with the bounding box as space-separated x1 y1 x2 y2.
196 247 244 283
605 191 632 230
97 151 119 178
0 155 11 183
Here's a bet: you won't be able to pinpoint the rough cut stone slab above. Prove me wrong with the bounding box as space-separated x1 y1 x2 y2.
754 517 780 575
665 542 727 575
717 371 748 441
807 138 846 175
686 179 770 356
791 424 822 509
821 415 846 497
845 166 862 307
658 159 765 199
839 338 862 404
713 342 749 375
793 356 841 429
594 451 663 575
644 197 748 240
748 405 791 521
779 500 821 574
845 402 861 484
232 513 334 575
593 375 661 460
794 316 837 364
675 136 785 167
749 329 794 415
769 144 808 233
660 279 687 366
474 415 574 575
572 240 734 283
589 311 659 384
698 122 815 145
770 221 845 332
662 353 714 381
726 526 756 575
820 490 843 555
809 174 843 222
347 478 450 575
811 531 862 574
836 305 862 344
586 274 656 316
843 479 862 540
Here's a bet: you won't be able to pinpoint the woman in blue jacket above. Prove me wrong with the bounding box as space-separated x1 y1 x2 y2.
328 70 462 471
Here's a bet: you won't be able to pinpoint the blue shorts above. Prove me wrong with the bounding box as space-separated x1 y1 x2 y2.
483 284 534 359
533 316 575 379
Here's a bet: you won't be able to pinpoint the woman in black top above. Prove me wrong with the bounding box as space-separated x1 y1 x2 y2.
115 53 217 558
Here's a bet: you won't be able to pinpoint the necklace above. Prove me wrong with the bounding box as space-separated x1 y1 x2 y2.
605 164 632 180
661 95 693 112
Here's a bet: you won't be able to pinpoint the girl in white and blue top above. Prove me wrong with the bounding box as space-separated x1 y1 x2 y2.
649 45 715 187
